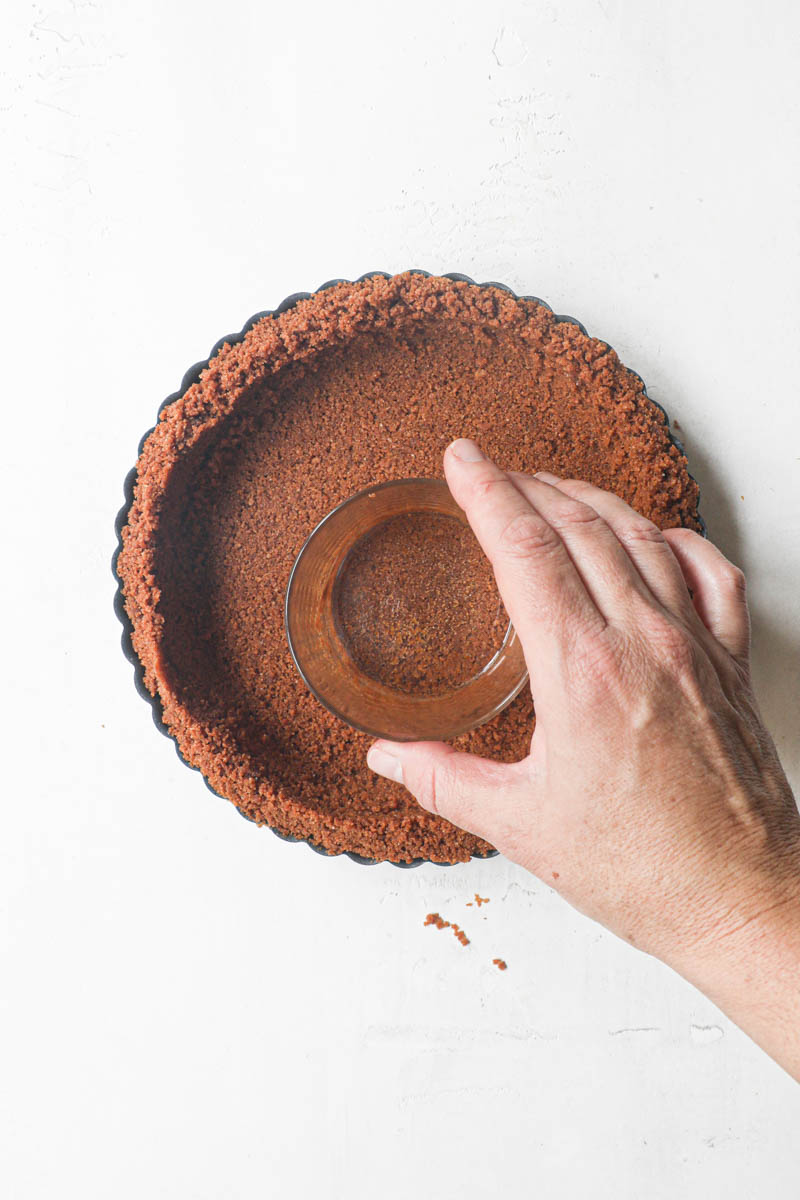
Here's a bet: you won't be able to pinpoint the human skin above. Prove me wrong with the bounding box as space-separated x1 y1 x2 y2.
367 439 800 1080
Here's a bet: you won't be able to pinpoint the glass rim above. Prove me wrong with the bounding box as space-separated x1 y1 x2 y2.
284 478 529 740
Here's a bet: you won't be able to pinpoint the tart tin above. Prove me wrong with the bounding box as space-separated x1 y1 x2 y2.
112 269 705 867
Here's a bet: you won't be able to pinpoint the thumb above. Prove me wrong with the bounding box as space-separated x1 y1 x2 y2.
367 740 529 849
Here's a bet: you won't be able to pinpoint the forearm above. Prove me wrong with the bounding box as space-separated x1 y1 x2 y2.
670 878 800 1081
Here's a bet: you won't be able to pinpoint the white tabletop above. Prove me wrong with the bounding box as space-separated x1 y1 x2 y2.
3 1 799 1196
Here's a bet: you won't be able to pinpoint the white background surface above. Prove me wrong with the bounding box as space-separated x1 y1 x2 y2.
3 1 799 1196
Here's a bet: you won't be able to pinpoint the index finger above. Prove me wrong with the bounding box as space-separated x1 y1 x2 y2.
444 441 607 674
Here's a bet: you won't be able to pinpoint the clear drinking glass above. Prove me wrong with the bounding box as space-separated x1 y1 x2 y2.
285 478 528 741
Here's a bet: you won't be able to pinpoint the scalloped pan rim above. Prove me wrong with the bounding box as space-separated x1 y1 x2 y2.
112 269 705 868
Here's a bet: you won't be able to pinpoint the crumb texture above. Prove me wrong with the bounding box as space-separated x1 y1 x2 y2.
117 273 700 863
334 510 505 696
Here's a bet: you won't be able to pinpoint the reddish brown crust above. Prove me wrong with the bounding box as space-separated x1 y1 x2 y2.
117 273 700 863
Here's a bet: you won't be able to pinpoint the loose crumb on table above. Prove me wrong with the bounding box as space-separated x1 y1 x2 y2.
424 911 470 946
424 911 507 970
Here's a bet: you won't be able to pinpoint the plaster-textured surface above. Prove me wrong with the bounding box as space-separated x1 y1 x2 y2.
2 1 799 1195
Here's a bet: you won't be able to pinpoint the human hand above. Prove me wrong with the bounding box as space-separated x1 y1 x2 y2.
367 439 800 1078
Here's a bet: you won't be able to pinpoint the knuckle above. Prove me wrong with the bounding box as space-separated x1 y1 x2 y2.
548 499 604 532
644 614 698 674
573 631 623 689
471 474 511 504
497 511 560 559
722 562 747 597
419 758 457 820
618 519 665 550
420 761 442 815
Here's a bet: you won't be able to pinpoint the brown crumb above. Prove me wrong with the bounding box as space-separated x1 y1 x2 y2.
492 958 508 971
424 912 470 946
335 512 505 695
424 912 447 929
473 893 490 906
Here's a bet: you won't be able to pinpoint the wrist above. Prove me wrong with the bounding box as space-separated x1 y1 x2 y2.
668 856 800 1079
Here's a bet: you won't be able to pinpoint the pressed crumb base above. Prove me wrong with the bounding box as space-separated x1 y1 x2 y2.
333 510 506 696
117 272 701 863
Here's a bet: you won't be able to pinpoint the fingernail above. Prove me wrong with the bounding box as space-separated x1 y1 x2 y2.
448 438 485 463
367 744 404 784
534 470 560 483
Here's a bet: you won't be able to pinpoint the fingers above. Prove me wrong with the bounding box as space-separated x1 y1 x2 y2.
443 441 607 677
367 739 531 849
529 472 697 622
661 528 750 665
506 470 667 621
